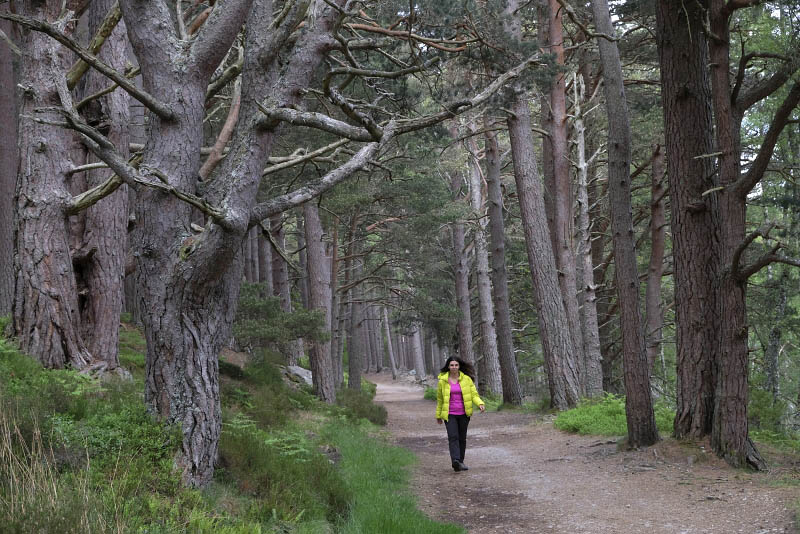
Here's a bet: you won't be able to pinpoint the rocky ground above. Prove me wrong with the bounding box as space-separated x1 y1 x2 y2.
367 372 799 534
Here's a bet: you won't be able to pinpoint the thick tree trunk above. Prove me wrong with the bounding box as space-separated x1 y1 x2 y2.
0 16 16 315
592 0 659 447
303 200 335 403
645 145 667 371
656 0 719 439
573 74 604 398
466 134 502 395
484 126 523 405
507 95 581 409
452 221 476 367
13 2 91 369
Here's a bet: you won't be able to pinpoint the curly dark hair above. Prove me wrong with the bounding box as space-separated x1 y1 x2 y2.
439 357 476 381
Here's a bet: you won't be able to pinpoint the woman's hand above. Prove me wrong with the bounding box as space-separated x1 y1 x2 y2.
436 418 443 424
479 404 485 413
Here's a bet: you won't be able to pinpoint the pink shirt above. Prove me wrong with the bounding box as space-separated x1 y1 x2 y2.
448 380 466 415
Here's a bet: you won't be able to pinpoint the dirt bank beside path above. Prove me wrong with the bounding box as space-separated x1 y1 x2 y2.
367 372 798 534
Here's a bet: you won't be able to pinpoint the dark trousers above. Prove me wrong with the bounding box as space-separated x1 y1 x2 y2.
444 414 470 463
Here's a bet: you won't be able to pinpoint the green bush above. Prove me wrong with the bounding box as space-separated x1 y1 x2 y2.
554 394 674 436
423 387 437 401
335 387 387 426
748 388 787 433
218 419 350 524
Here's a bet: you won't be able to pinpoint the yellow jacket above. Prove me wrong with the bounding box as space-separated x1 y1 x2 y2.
436 371 484 421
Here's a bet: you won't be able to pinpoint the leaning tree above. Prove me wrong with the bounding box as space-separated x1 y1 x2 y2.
5 0 542 486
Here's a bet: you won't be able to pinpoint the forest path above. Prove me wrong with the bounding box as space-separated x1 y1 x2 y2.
366 372 798 534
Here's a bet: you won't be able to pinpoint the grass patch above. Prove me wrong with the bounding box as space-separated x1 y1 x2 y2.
324 423 465 534
1 315 447 533
553 394 674 436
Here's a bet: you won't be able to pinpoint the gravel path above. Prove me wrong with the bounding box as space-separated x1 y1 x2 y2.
368 372 798 534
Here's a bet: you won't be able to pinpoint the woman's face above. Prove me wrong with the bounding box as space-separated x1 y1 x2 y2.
448 360 460 373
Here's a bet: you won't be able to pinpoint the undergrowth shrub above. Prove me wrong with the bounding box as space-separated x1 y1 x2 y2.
554 394 674 436
335 387 387 426
218 416 350 524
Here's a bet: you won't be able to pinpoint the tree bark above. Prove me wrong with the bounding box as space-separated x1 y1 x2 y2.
507 95 581 409
592 0 659 447
303 200 335 403
0 15 17 315
466 133 502 395
656 0 719 439
451 221 476 367
484 125 523 404
573 73 604 398
547 0 585 390
74 0 130 369
411 322 426 378
12 1 91 369
383 306 398 379
348 258 364 390
645 144 667 371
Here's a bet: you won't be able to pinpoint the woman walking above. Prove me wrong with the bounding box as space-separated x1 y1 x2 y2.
435 357 485 471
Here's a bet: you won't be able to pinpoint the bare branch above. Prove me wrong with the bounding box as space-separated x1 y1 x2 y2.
555 0 618 42
731 222 774 280
736 55 800 112
263 138 350 176
734 81 800 197
65 1 122 90
344 22 476 52
199 80 241 180
257 103 375 141
0 11 174 120
250 122 398 224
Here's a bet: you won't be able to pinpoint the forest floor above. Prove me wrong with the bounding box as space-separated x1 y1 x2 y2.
367 371 800 534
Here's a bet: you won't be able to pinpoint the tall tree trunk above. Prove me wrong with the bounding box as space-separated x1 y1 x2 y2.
504 0 580 409
348 259 364 389
303 200 335 403
466 133 502 395
507 96 581 409
411 322 426 378
484 125 523 405
271 214 302 365
12 2 91 369
452 221 476 367
764 273 786 400
592 0 658 447
645 144 667 371
0 15 17 315
382 306 398 379
573 73 603 398
74 0 130 370
257 230 273 289
656 0 719 439
547 0 585 389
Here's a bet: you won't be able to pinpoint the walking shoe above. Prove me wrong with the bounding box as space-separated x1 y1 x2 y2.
452 461 461 472
457 461 468 471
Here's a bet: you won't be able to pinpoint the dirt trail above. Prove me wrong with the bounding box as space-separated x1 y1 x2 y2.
367 372 798 534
